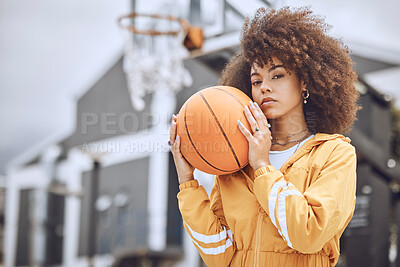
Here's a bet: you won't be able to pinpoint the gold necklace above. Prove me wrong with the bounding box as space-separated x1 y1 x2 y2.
271 128 308 141
272 131 311 146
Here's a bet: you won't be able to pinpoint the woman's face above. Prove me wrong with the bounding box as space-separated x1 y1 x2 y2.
251 56 305 120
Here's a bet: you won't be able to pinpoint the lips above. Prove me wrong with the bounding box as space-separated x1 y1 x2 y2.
261 97 277 106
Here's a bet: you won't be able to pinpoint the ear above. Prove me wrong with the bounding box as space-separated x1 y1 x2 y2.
300 81 307 91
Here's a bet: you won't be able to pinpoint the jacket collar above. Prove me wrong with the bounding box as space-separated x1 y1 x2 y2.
280 133 350 171
241 133 351 181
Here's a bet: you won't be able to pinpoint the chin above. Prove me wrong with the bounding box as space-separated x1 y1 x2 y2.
264 111 280 120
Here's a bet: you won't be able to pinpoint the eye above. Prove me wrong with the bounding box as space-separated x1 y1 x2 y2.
272 74 284 79
252 80 262 86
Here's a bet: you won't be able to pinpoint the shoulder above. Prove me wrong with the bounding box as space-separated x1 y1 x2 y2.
315 133 355 153
311 134 356 167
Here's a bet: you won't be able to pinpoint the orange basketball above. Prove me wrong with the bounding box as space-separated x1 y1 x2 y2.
176 85 252 175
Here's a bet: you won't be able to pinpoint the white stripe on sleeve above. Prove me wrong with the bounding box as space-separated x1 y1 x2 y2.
184 222 234 255
191 236 233 255
277 189 304 248
269 181 289 228
184 222 233 244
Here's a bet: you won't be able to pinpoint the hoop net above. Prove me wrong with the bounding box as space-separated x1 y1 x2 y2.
118 13 193 111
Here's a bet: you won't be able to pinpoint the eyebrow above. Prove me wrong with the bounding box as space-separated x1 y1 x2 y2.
251 64 285 77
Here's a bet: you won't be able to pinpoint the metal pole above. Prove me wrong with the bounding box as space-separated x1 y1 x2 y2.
88 160 100 266
131 0 136 13
189 0 201 25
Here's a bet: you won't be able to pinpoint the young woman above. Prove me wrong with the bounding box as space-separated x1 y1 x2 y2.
169 6 360 267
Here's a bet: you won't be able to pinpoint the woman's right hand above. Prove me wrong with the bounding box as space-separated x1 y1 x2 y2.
170 114 195 184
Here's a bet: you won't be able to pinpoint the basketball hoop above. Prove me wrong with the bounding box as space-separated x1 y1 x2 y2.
117 13 194 111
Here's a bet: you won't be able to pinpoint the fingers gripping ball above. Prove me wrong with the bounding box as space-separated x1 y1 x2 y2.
176 86 252 175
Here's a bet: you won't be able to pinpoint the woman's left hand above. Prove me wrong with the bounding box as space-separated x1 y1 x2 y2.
237 101 272 171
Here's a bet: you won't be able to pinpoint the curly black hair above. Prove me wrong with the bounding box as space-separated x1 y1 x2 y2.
219 6 360 134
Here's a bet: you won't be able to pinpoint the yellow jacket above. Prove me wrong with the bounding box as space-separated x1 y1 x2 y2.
177 133 357 267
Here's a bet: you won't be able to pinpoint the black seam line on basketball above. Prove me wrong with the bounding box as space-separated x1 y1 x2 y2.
212 87 249 166
198 91 242 170
184 99 234 173
212 87 245 107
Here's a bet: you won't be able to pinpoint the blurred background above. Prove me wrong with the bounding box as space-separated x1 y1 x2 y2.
1 0 400 266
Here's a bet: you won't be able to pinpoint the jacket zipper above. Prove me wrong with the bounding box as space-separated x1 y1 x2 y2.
254 207 264 267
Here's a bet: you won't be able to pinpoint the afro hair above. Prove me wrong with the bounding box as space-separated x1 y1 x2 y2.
219 6 360 134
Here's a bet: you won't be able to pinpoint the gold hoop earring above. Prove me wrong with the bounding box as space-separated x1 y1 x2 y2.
303 90 309 104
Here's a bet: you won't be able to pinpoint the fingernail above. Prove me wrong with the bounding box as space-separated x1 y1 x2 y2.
237 120 243 126
176 135 179 141
249 100 254 107
254 102 259 108
267 123 271 128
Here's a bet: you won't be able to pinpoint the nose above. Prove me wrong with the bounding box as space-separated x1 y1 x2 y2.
260 82 272 94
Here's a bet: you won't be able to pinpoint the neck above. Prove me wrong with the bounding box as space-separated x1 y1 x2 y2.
269 113 309 151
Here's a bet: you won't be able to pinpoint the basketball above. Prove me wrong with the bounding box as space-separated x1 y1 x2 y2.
176 85 252 175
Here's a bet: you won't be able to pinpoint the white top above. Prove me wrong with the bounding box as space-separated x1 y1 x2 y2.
269 135 315 171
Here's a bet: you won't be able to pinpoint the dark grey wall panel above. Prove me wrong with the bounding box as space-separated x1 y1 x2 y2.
16 189 33 266
61 58 154 151
167 152 181 247
351 55 396 75
353 93 372 138
78 157 149 256
343 163 390 267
